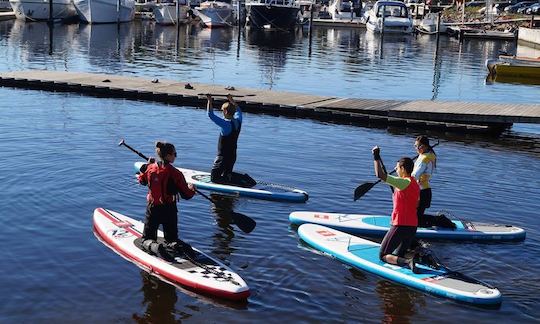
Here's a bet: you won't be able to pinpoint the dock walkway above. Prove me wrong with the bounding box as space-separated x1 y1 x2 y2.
1 70 539 134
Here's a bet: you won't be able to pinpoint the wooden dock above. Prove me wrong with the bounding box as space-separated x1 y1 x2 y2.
1 70 539 134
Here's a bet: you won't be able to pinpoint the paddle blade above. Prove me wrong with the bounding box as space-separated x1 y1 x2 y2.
354 182 377 201
231 212 256 233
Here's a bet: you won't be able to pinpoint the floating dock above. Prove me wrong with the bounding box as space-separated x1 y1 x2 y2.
1 70 539 134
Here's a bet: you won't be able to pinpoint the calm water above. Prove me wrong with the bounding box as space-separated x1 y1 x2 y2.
0 20 539 323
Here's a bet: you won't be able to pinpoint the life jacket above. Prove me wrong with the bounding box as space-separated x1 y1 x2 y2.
391 176 420 227
217 119 241 159
413 152 436 190
144 162 179 205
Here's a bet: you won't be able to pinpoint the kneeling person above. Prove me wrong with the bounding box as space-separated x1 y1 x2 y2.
372 146 420 272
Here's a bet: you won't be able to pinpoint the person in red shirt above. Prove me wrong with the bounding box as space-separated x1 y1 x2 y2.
372 146 420 272
137 141 196 257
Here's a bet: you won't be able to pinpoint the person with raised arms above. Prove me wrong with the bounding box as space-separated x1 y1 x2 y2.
137 141 196 257
412 136 455 229
207 94 242 184
372 146 420 272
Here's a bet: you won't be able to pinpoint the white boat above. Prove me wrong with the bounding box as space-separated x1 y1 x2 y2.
417 12 446 34
153 0 190 25
196 0 233 28
9 0 77 20
74 0 135 23
328 0 361 21
364 0 413 34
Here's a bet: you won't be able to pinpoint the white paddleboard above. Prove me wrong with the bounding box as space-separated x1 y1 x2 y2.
290 211 526 241
93 207 250 301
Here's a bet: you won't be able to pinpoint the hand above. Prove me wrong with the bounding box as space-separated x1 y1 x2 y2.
206 94 213 101
148 157 155 164
188 183 196 191
372 146 381 161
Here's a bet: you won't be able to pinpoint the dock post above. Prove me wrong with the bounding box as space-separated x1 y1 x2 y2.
237 0 241 25
48 0 53 22
176 0 180 25
308 2 314 35
381 5 385 35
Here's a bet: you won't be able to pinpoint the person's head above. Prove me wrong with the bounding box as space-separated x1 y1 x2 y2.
414 135 432 154
155 141 177 163
221 102 236 119
396 157 414 177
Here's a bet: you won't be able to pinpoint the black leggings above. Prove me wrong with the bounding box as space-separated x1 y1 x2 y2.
417 188 434 228
142 203 178 243
211 154 236 183
379 225 417 260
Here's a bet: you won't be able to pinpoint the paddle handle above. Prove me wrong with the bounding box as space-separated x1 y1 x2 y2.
118 139 149 161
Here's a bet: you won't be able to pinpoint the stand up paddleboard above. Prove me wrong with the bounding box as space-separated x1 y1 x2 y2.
290 212 526 242
93 208 250 301
134 162 308 203
298 223 502 305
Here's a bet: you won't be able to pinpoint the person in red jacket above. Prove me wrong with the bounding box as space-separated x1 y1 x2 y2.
372 146 420 273
137 141 196 257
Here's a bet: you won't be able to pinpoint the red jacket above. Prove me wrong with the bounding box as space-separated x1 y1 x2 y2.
137 162 195 205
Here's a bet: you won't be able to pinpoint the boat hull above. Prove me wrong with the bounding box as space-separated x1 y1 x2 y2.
153 3 190 25
9 0 77 20
74 0 135 23
246 3 299 30
197 3 233 28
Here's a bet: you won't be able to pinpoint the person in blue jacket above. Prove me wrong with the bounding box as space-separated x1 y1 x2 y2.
207 94 242 184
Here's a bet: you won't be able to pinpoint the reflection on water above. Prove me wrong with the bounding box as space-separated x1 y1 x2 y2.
376 280 424 324
134 271 181 323
1 19 538 103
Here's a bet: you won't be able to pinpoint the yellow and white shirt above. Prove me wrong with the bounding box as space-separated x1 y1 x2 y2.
412 152 436 190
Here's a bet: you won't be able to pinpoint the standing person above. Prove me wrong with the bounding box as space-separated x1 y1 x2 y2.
137 141 196 257
207 94 242 184
412 136 455 229
372 146 420 272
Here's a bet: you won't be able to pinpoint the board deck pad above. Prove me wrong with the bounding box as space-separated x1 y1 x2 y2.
290 212 526 241
297 223 502 305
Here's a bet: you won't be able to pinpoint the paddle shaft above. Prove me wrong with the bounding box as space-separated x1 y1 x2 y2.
119 140 212 202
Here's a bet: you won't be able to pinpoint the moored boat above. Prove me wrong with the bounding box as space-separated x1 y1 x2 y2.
486 55 540 79
74 0 135 23
364 0 413 34
9 0 77 20
153 0 191 25
245 0 300 30
196 0 233 28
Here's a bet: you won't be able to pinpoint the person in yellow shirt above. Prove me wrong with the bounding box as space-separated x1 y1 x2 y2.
412 136 455 229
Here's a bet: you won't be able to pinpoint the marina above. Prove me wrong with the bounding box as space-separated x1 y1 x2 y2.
0 2 539 322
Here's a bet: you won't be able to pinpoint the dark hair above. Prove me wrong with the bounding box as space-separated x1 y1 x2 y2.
416 135 435 155
398 157 414 174
155 141 176 161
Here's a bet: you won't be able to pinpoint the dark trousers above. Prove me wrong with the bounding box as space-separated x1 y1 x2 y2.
379 225 417 260
417 188 434 228
142 203 178 243
211 154 236 183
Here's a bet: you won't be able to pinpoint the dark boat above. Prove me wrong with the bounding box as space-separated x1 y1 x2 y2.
246 0 300 30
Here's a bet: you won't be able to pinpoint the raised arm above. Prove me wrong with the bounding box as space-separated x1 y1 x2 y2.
372 146 387 182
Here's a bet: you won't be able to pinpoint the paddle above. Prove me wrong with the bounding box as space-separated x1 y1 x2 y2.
353 141 440 201
118 139 256 233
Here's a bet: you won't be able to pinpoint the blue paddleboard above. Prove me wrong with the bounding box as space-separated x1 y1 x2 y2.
297 223 502 305
134 162 308 203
